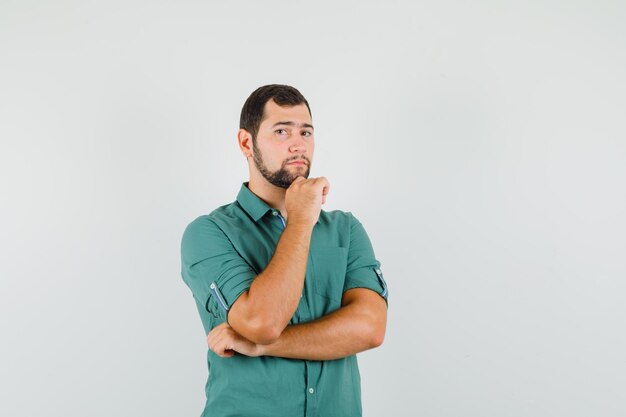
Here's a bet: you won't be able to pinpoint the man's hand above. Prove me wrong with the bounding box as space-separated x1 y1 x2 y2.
207 322 263 358
285 176 330 227
225 177 323 345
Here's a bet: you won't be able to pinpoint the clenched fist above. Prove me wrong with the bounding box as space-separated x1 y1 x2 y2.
207 322 263 358
285 176 330 228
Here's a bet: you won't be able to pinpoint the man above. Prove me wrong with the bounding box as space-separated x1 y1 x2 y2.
180 84 388 417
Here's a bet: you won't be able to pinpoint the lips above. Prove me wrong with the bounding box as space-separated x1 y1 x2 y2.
287 159 307 165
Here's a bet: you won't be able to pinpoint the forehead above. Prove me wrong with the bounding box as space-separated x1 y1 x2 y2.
260 99 312 128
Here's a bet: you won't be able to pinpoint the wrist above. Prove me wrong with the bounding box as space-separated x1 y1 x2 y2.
255 343 268 356
256 340 276 357
284 220 314 233
283 223 314 250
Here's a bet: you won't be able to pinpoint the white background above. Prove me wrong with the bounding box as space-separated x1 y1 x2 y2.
1 1 625 416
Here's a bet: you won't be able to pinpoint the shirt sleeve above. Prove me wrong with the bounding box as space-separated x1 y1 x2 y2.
180 216 257 322
343 212 389 304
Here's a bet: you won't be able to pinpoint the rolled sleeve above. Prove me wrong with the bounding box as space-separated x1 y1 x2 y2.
180 216 257 321
343 213 388 304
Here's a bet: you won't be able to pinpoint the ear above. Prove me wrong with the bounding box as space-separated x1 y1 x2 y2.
237 129 253 159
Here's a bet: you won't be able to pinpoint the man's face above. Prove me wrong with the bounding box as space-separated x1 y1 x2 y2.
251 99 314 189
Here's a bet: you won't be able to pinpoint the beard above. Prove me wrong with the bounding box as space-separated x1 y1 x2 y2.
252 140 311 189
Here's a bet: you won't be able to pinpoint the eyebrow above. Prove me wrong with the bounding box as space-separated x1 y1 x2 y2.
271 121 314 130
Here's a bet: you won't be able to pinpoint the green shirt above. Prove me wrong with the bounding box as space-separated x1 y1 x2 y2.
180 182 388 417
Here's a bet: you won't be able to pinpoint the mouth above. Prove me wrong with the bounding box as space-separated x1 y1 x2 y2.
287 159 308 166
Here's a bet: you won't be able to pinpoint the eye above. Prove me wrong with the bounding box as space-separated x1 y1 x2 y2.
302 131 312 137
275 129 287 135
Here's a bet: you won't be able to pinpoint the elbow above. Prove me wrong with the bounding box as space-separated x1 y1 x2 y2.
227 292 285 345
365 318 386 349
369 328 386 348
232 315 283 345
368 327 385 349
247 322 282 345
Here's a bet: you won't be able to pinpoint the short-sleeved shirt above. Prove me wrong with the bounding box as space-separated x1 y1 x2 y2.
180 181 388 417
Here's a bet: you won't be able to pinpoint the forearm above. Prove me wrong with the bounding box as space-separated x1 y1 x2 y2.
229 222 313 342
259 296 386 360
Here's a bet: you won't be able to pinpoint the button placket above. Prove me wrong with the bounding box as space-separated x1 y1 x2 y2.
271 210 286 229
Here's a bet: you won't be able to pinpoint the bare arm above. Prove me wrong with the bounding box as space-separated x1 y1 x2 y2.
227 222 312 344
209 288 387 360
227 177 330 345
261 288 387 360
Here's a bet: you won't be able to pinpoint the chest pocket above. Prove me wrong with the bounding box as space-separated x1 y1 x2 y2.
311 246 348 309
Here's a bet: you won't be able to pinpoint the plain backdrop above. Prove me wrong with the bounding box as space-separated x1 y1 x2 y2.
1 1 625 416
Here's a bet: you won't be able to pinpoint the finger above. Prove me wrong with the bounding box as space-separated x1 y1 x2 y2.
316 176 329 187
212 341 227 357
320 177 329 204
207 326 223 346
208 329 225 352
311 177 327 194
217 347 231 358
214 330 237 357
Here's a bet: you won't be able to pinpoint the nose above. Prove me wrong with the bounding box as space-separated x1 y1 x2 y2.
289 134 308 153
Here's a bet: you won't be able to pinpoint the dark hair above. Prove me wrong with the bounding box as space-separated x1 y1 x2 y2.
239 84 312 143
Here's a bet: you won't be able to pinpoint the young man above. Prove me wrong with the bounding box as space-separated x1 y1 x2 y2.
180 84 388 417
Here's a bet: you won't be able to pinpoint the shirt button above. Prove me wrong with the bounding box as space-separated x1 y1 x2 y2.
308 388 315 394
272 211 278 216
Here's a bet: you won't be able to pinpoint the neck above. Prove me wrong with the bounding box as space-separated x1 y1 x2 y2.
247 173 288 218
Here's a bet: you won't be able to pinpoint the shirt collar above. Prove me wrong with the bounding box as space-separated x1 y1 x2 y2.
237 182 272 222
236 181 320 224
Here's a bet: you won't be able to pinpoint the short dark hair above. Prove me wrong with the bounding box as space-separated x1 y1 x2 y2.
239 84 312 143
